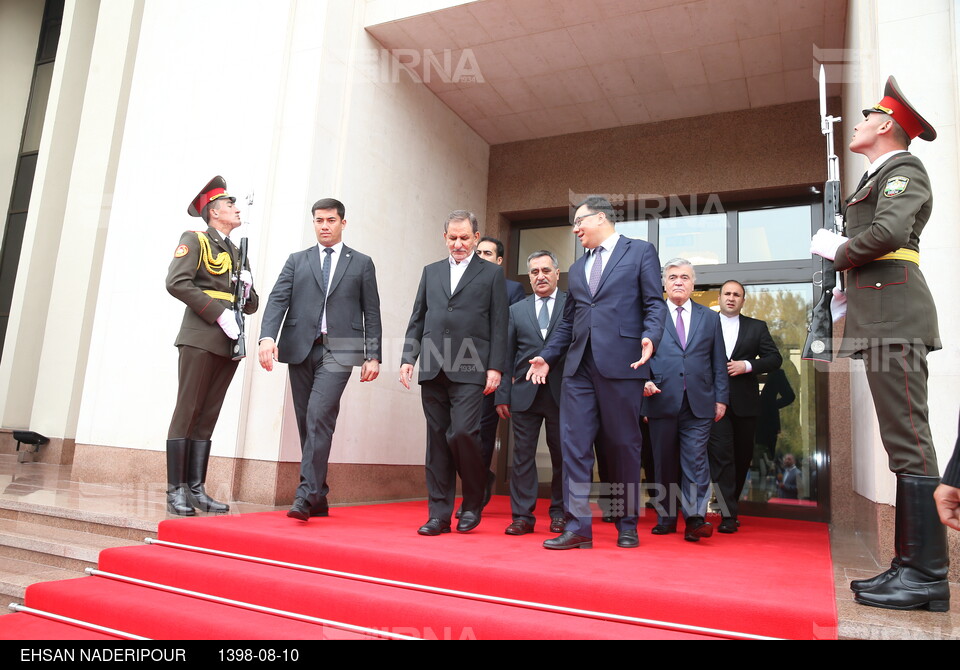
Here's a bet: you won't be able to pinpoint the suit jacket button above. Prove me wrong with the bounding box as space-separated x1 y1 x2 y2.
876 282 882 287
448 307 454 311
444 329 450 334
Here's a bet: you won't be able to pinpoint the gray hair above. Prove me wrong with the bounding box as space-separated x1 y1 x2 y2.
445 210 479 234
526 250 558 270
662 257 696 281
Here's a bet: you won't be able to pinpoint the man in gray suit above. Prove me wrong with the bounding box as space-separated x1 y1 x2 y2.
400 210 508 536
495 251 566 536
258 198 381 521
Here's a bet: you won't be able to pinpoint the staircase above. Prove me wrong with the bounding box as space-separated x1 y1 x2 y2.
0 491 157 613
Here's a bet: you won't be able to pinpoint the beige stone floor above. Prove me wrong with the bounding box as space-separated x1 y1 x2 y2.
1 455 958 639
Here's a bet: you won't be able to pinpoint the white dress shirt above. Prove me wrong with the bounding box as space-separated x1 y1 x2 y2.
536 288 558 339
449 252 473 293
319 241 344 334
584 232 621 283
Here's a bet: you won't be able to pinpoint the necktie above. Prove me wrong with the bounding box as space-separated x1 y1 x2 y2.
538 296 551 331
317 248 334 339
676 305 686 350
321 247 333 291
854 171 869 192
588 247 603 295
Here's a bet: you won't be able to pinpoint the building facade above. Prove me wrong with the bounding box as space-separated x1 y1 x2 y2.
0 0 957 563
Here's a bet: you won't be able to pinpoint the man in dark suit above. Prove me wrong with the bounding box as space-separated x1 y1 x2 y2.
811 77 947 611
400 210 508 536
477 237 526 305
258 198 381 521
528 196 666 550
707 280 782 533
644 259 728 542
475 236 526 509
166 176 259 517
495 250 566 535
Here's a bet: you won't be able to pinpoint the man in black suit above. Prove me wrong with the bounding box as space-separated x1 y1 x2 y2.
495 250 566 536
707 280 782 533
477 237 526 305
644 259 728 543
474 236 526 509
528 196 666 550
400 210 508 536
258 198 381 521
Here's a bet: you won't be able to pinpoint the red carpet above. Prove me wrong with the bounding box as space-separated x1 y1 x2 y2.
3 496 837 639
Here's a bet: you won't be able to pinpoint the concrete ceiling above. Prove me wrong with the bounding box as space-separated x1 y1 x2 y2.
366 0 847 144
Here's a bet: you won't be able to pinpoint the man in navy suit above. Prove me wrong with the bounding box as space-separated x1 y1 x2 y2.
400 211 509 536
528 196 666 549
258 198 381 522
644 259 728 542
708 280 782 533
496 250 567 535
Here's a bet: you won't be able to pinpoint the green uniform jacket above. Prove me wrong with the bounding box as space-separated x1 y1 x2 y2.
166 227 259 358
833 152 940 357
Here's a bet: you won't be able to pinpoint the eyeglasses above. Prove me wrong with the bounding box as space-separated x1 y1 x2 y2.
573 212 601 227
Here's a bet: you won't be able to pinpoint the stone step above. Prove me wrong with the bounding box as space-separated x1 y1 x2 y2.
0 557 89 612
0 518 139 571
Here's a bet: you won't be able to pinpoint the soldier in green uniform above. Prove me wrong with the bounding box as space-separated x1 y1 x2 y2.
811 77 947 611
165 177 259 516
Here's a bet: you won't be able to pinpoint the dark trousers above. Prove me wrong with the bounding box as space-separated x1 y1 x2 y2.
559 344 644 538
510 386 564 524
480 393 499 470
421 372 486 520
168 345 238 440
862 342 939 476
288 339 352 506
649 394 713 525
708 412 757 519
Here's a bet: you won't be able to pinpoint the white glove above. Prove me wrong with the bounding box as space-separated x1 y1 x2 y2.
233 269 253 300
216 309 240 340
831 286 847 322
240 269 253 300
810 228 848 261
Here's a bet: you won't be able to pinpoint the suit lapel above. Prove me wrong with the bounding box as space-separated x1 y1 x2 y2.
545 291 566 340
308 245 326 294
730 315 746 360
594 236 628 295
686 302 705 346
568 255 589 297
522 295 542 341
451 256 483 298
327 245 353 296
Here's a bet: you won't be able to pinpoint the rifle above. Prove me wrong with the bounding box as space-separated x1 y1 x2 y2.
802 65 842 362
231 192 254 362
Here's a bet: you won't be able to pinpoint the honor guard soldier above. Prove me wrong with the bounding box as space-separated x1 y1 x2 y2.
811 77 947 611
165 176 258 516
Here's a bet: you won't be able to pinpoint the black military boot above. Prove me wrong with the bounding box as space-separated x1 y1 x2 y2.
851 511 901 593
855 474 949 612
186 440 230 513
166 439 195 516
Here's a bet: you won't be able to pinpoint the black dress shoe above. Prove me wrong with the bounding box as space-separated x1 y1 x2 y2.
417 518 451 536
457 510 481 533
850 560 900 593
718 517 738 534
617 530 640 548
287 498 310 521
310 496 329 518
505 519 535 535
684 517 713 542
549 517 566 534
601 515 616 523
543 531 592 550
651 523 677 535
